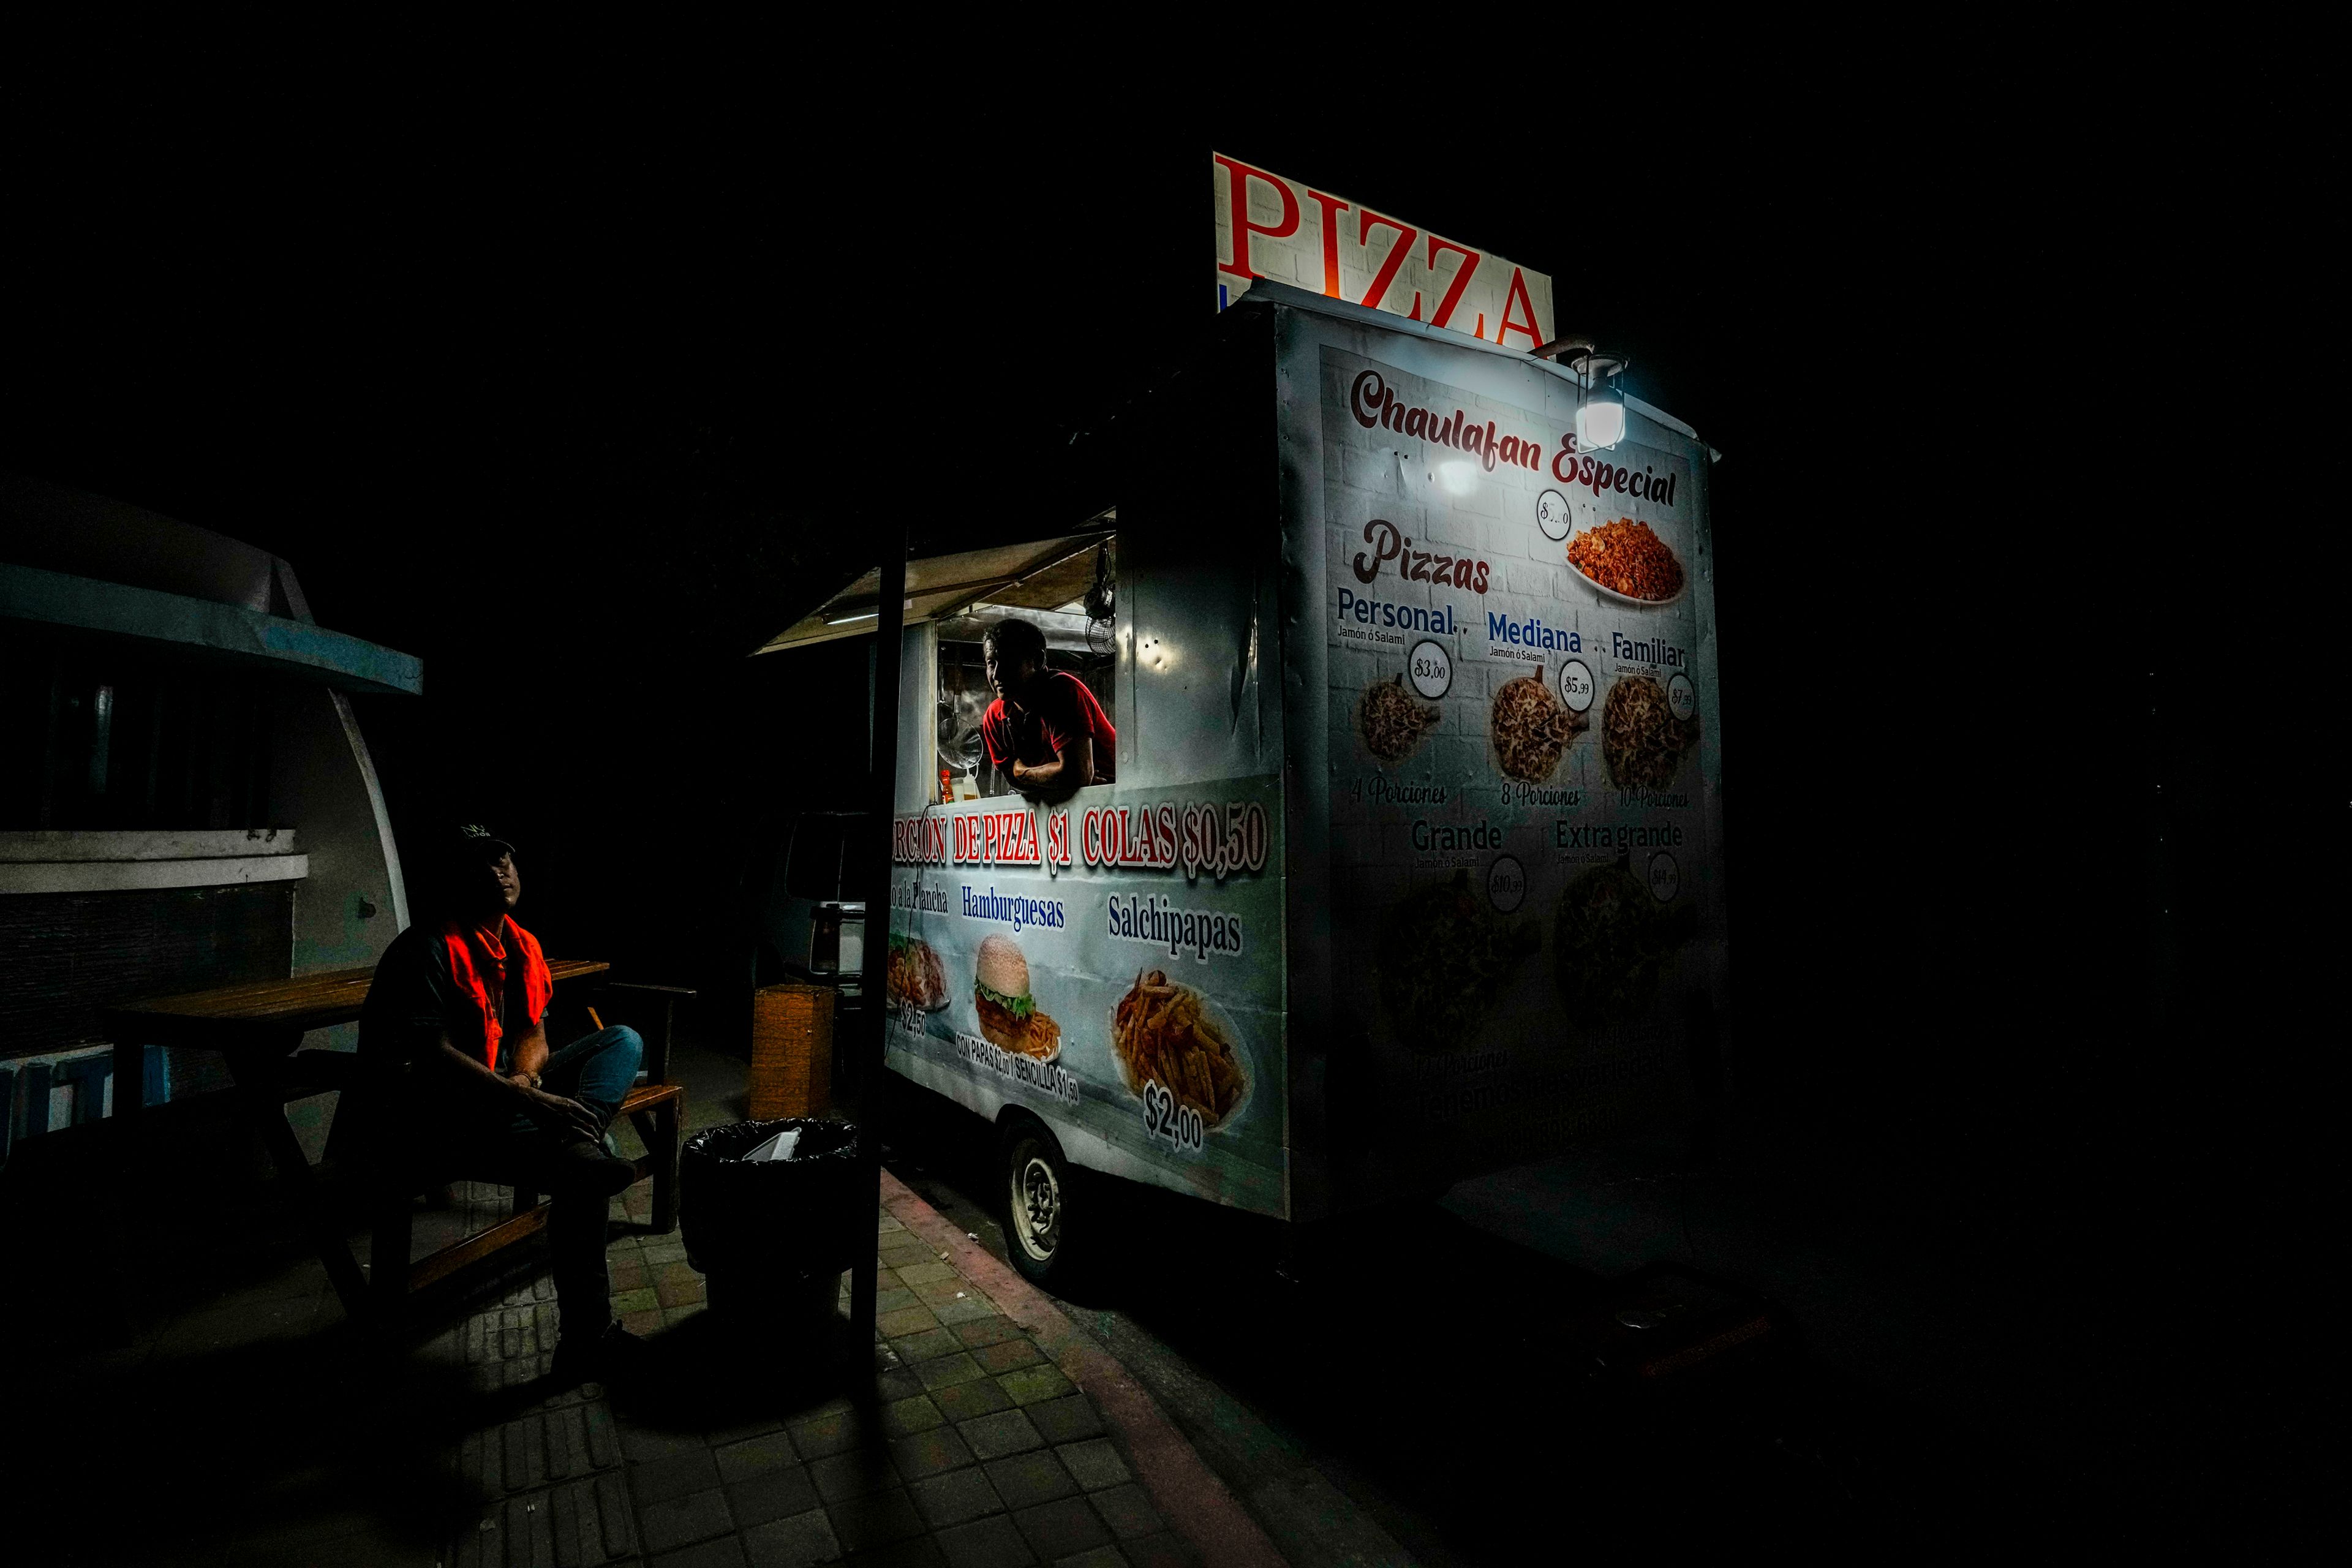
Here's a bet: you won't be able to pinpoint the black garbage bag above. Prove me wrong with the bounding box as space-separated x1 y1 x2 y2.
680 1118 869 1285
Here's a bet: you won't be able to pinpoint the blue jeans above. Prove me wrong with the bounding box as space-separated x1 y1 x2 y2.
505 1024 644 1140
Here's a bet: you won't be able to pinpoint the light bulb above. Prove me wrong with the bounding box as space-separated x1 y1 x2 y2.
1575 399 1626 450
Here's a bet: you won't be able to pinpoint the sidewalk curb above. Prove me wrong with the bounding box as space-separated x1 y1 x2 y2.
881 1169 1290 1568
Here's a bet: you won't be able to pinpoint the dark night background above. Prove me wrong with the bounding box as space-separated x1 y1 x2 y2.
4 32 2329 1530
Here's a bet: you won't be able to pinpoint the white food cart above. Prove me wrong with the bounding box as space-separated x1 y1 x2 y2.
757 281 1725 1279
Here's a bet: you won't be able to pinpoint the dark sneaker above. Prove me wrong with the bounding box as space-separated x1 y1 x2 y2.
556 1139 639 1197
551 1322 649 1387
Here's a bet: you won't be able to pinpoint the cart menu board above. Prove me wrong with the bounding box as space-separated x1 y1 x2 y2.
883 777 1289 1218
1319 346 1725 1167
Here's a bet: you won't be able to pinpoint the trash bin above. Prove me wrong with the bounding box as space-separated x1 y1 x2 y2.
681 1117 868 1328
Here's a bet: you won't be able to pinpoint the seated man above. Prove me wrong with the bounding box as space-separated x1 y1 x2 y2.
357 823 645 1383
981 616 1115 803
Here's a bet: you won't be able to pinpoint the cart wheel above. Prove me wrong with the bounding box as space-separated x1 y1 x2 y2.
1001 1118 1072 1286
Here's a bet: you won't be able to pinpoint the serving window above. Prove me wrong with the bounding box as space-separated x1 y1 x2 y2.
934 535 1117 802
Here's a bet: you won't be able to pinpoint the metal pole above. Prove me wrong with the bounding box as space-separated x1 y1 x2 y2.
848 531 907 1366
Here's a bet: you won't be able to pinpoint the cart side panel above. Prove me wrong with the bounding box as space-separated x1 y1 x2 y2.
1275 301 1727 1206
881 328 1293 1220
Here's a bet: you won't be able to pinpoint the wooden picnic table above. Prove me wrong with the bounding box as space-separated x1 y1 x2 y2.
101 959 611 1321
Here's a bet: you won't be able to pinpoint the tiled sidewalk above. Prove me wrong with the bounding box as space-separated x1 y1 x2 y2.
437 1191 1223 1568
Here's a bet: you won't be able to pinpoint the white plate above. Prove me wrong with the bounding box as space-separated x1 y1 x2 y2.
1562 523 1688 609
1105 976 1254 1133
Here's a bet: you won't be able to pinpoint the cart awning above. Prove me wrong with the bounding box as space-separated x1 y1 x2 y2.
752 527 1112 656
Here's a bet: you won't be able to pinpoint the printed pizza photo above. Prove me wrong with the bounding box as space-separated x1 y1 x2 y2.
1112 970 1250 1127
1490 666 1588 783
1553 859 1698 1017
1374 868 1541 1050
1600 675 1700 790
1357 674 1442 763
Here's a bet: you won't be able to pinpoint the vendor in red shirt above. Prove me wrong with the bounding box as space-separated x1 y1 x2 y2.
981 617 1115 802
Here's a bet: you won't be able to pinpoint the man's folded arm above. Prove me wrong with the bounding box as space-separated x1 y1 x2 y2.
1012 737 1094 802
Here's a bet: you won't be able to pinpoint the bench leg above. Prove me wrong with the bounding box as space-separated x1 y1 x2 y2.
628 1097 682 1234
227 1068 372 1322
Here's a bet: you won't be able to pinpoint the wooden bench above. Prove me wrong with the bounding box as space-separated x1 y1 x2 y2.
373 986 693 1314
102 965 695 1327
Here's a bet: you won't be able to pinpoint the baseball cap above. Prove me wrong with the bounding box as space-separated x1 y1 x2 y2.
443 822 516 863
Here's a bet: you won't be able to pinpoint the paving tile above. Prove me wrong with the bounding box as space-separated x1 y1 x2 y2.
657 1273 708 1308
932 1375 1014 1423
889 1423 976 1482
908 1464 1007 1529
1024 1396 1102 1445
933 1298 1000 1327
611 1257 651 1292
743 1506 840 1567
879 1305 941 1336
891 1328 963 1365
705 1411 786 1447
994 1366 1074 1408
1052 1548 1129 1568
958 1408 1046 1461
810 1446 899 1502
794 1395 859 1421
624 1425 715 1464
1085 1483 1163 1540
624 1307 668 1336
1119 1532 1200 1568
970 1339 1043 1376
1053 1439 1129 1493
653 1535 750 1568
645 1241 692 1265
936 1512 1040 1568
878 1244 937 1270
638 1487 736 1555
611 1287 662 1315
880 1394 946 1437
878 1215 906 1233
875 1287 921 1314
786 1408 870 1460
875 1368 927 1402
632 1449 724 1504
826 1482 930 1550
983 1451 1077 1511
953 1317 1027 1350
1011 1497 1112 1561
897 1261 957 1286
726 1463 820 1529
913 1278 971 1306
715 1431 802 1483
663 1303 707 1329
918 1351 992 1391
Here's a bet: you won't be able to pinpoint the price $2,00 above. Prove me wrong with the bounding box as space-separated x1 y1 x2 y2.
1141 1080 1205 1154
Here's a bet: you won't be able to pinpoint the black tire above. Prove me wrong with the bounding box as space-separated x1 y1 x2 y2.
1000 1117 1074 1286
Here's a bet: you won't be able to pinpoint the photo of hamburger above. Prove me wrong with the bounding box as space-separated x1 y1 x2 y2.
886 931 949 1011
973 933 1062 1060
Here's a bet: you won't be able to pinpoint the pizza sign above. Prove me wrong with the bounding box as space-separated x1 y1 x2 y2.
1213 152 1555 350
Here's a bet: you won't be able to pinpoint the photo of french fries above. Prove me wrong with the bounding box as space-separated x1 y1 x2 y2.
1110 969 1250 1128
